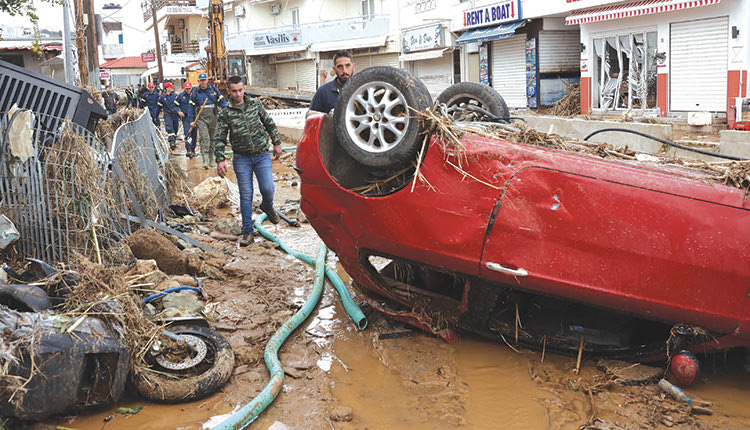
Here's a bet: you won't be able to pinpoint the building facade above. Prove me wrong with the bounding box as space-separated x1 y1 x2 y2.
155 0 747 123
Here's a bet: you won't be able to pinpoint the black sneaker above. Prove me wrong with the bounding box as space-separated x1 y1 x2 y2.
262 205 280 224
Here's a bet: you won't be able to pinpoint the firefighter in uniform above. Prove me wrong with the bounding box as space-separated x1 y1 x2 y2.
191 73 227 168
176 81 197 158
158 82 180 150
140 82 161 127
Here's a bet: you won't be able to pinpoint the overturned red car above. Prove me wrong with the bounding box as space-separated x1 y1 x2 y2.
297 66 750 360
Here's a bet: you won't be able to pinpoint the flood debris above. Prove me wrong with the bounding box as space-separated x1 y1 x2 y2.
550 82 581 117
416 107 750 193
127 228 190 275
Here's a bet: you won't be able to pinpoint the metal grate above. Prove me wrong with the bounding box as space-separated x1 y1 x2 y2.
0 59 106 134
0 109 172 266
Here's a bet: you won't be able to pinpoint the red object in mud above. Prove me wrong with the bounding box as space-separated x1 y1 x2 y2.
671 351 700 386
295 68 750 359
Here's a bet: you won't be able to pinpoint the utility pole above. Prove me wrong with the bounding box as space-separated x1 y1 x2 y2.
62 0 75 84
83 0 99 84
150 0 164 83
74 0 88 85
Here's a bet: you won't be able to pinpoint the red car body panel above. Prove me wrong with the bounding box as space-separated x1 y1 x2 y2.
297 114 750 349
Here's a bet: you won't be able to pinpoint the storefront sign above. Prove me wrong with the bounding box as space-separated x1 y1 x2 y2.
99 71 110 80
141 52 155 62
269 51 311 64
402 24 444 53
253 30 302 49
479 44 489 85
351 47 382 55
462 0 520 30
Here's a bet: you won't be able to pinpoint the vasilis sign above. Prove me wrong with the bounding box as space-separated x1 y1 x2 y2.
463 0 520 29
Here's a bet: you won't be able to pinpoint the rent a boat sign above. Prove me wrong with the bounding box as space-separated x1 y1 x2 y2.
463 0 520 29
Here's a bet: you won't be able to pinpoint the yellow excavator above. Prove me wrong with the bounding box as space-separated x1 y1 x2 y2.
206 0 246 92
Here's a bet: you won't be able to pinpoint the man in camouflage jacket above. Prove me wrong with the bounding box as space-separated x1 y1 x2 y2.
216 75 282 245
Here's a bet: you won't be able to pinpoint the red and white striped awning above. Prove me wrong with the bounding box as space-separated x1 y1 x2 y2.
565 0 721 25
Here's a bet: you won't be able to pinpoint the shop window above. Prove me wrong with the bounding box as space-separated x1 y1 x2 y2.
593 31 657 111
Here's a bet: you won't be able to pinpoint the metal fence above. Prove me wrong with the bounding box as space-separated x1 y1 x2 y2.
0 108 171 265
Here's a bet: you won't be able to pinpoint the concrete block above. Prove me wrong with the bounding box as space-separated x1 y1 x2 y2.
687 111 712 126
519 115 672 154
719 130 750 158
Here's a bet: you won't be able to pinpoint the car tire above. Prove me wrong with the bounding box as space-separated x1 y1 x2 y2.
436 82 509 122
334 66 432 170
134 324 234 403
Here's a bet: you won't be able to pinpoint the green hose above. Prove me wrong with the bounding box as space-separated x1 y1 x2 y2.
211 214 367 429
212 244 328 430
254 214 367 330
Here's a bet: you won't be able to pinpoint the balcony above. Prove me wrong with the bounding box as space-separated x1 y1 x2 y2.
169 41 199 54
142 0 198 23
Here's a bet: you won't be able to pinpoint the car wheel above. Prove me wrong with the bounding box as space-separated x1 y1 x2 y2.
334 66 432 170
436 82 509 122
134 324 234 403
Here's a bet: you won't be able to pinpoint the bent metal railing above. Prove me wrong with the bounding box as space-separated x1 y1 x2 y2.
0 109 171 265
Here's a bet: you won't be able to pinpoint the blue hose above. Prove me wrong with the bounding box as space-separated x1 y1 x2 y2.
212 244 328 430
142 286 202 303
254 213 367 330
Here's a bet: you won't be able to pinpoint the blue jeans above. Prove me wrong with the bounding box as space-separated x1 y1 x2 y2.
233 152 274 235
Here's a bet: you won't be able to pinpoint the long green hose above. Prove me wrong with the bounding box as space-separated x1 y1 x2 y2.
254 214 367 330
213 244 327 430
212 214 367 429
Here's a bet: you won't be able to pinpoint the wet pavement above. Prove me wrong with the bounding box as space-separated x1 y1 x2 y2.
40 147 750 430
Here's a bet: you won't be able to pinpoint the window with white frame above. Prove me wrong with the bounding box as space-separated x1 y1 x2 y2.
291 8 299 27
592 31 658 111
361 0 375 17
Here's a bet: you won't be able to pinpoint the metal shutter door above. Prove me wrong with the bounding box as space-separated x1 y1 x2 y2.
415 55 453 98
370 53 399 68
538 31 580 73
352 55 372 68
277 62 297 90
492 35 527 108
296 60 317 92
670 16 728 111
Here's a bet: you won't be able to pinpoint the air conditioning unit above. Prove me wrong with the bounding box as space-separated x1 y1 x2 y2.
270 3 281 15
234 5 245 17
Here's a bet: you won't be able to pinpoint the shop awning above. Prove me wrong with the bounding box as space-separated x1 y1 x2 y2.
399 48 450 62
309 35 387 53
566 0 721 25
455 20 526 45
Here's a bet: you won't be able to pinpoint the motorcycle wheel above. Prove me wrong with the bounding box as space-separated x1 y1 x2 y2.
134 324 234 403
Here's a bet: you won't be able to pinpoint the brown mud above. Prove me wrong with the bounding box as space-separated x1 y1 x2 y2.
34 137 750 430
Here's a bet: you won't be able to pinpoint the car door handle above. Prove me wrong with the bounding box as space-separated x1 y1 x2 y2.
486 262 528 277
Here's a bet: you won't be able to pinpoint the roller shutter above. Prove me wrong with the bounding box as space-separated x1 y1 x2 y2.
492 35 527 108
670 16 728 112
353 53 399 68
296 60 317 92
538 30 580 73
414 54 453 98
277 62 297 90
276 60 317 91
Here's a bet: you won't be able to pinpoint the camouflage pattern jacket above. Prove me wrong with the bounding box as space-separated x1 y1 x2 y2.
215 95 281 162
